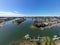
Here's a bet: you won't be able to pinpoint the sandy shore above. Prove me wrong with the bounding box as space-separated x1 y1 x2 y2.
55 40 60 45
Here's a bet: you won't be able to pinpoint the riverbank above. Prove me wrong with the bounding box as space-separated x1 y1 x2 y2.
9 36 56 45
31 23 60 30
12 18 26 25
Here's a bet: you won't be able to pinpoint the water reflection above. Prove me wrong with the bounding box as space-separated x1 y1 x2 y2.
0 18 60 45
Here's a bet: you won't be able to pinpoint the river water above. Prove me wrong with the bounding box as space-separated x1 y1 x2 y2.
0 18 60 45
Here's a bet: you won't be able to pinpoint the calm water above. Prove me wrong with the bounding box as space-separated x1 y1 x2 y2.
0 18 60 45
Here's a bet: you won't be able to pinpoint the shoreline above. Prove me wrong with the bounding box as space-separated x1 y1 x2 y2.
45 23 60 28
31 23 60 30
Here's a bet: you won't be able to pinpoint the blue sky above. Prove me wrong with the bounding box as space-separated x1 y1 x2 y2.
0 0 60 16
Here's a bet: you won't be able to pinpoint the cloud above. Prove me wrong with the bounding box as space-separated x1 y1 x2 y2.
13 11 19 13
0 11 60 17
0 11 25 17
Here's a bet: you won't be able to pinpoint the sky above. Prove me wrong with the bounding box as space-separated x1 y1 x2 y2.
0 0 60 17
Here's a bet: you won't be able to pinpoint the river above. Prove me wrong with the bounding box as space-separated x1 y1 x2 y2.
0 18 60 45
